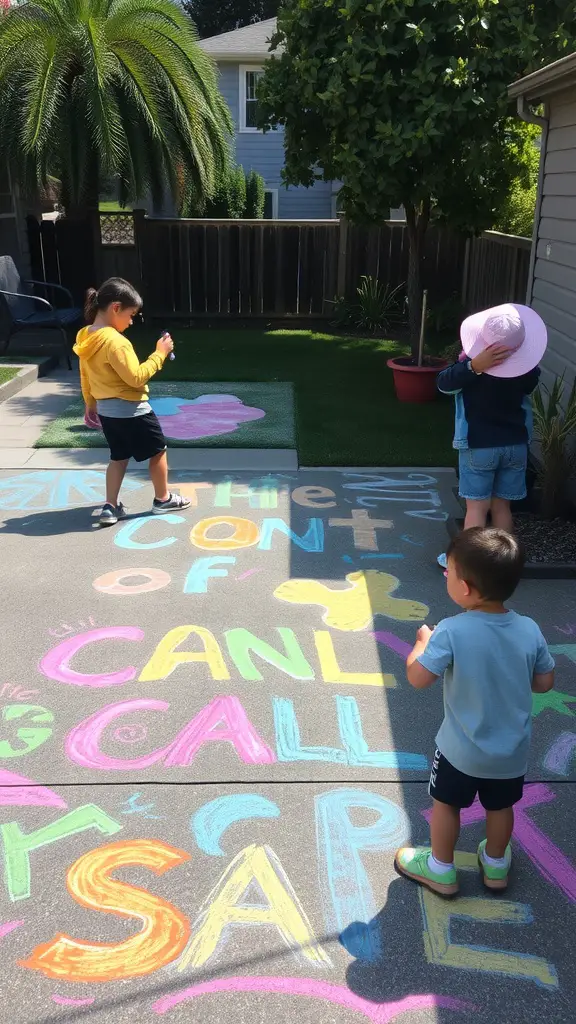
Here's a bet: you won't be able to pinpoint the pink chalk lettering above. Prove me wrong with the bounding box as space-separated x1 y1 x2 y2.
0 769 67 809
163 695 276 766
152 977 474 1020
39 627 144 687
0 920 24 940
66 696 275 770
423 783 576 904
66 700 171 770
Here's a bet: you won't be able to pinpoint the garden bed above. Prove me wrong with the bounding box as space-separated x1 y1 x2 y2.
447 515 576 579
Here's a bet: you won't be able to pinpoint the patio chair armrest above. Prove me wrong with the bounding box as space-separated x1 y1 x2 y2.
26 280 74 306
0 288 54 312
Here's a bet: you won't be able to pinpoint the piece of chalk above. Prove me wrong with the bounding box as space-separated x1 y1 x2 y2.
162 330 175 361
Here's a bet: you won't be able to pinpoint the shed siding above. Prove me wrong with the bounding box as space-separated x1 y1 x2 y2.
531 90 576 389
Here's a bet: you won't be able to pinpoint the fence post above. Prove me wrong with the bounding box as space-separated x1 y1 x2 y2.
89 209 102 286
460 236 471 308
132 208 146 295
337 216 348 297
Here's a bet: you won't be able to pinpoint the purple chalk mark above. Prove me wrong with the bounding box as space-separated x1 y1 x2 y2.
0 769 67 809
543 732 576 776
371 631 412 659
51 996 95 1007
423 782 576 904
156 396 265 441
237 568 261 581
0 920 24 940
152 977 475 1020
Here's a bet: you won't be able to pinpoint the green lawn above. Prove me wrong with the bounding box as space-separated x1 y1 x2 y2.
99 201 132 212
130 327 455 466
0 367 19 386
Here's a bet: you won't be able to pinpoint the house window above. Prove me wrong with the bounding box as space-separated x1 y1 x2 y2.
263 190 278 219
240 66 264 132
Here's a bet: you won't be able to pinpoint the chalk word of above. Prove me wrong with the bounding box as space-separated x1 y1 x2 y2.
4 789 558 985
39 624 403 689
63 695 427 772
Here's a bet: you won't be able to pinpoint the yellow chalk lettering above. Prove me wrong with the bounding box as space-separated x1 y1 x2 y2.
419 852 558 989
315 631 397 688
139 627 229 682
178 844 330 971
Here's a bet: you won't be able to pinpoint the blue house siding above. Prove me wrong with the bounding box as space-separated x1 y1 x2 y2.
217 62 334 220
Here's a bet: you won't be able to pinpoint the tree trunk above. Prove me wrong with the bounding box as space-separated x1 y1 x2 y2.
405 198 431 362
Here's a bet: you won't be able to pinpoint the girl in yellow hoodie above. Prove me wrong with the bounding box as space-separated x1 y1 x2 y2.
73 277 191 526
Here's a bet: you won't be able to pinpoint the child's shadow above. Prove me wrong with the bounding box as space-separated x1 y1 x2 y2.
0 507 143 537
343 875 477 1021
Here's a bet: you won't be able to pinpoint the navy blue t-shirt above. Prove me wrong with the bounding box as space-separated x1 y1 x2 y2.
437 359 540 449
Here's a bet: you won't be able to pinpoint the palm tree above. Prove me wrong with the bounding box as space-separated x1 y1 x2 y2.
0 0 233 215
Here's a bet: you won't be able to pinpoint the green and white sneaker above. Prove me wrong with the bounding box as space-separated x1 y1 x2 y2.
478 840 512 891
394 847 459 898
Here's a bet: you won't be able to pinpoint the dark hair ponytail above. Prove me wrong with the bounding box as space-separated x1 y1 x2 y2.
83 277 143 325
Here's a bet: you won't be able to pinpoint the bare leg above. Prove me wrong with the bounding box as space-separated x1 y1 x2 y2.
464 498 491 530
106 459 129 506
430 799 460 864
485 807 514 858
149 451 170 502
490 497 514 532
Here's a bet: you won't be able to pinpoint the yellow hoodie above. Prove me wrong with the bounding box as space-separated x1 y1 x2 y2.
73 326 166 405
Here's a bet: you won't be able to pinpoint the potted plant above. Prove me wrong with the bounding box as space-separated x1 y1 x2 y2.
387 289 448 403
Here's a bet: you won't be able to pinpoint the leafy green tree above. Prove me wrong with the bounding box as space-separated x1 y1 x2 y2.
228 165 247 218
258 0 573 354
493 122 540 238
245 169 265 218
0 0 233 216
182 0 278 39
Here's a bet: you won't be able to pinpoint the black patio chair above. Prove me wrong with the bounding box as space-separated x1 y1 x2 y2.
0 255 82 370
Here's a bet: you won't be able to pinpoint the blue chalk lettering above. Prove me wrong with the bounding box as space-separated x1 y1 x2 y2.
336 696 428 771
192 794 280 856
114 514 185 550
273 698 346 763
258 517 324 552
183 556 236 594
315 789 409 962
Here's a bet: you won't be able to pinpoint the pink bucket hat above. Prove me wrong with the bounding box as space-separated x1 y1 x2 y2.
460 303 547 378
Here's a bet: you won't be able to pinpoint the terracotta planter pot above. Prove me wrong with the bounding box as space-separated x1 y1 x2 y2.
387 356 448 403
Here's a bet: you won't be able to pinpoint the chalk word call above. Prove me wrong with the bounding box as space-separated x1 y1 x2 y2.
1 787 558 986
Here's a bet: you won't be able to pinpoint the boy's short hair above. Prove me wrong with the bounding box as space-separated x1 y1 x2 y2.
447 527 524 601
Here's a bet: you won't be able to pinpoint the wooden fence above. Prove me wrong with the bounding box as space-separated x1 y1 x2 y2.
26 211 527 320
462 230 531 312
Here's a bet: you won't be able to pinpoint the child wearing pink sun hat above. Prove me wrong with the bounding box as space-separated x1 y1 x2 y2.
436 303 547 564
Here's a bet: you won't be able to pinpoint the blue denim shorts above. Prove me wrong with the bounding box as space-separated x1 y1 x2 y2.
458 445 528 502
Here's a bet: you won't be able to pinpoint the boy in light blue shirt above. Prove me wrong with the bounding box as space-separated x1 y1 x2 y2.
395 527 555 897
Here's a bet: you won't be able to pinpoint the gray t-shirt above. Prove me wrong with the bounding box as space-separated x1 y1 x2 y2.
96 398 151 418
418 610 555 779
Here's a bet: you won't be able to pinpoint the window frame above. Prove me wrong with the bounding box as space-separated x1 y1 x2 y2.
263 188 279 219
239 64 265 133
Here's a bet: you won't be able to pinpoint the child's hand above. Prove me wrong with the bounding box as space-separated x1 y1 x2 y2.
471 344 510 373
416 625 433 646
156 333 174 357
84 404 100 430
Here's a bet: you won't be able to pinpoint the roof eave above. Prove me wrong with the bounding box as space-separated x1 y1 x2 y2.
198 50 271 61
509 51 576 101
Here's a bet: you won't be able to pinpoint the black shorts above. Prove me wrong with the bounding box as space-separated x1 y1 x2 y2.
99 412 167 463
429 749 524 812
